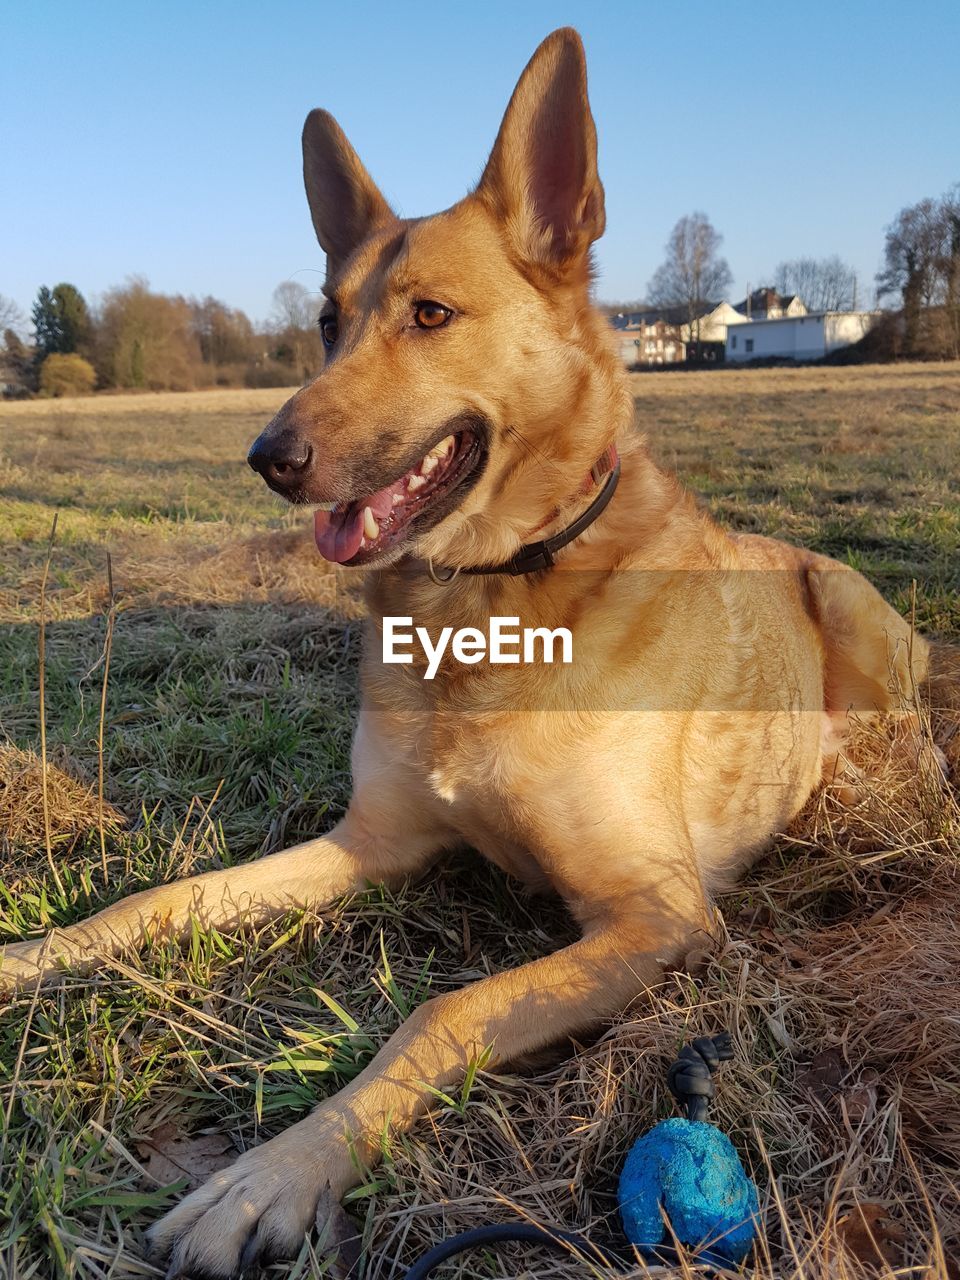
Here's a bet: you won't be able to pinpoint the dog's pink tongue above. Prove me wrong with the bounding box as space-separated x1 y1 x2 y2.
314 507 364 563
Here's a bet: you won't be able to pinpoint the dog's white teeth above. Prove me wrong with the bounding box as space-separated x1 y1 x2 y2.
416 435 455 478
362 506 379 540
407 473 427 492
392 492 405 507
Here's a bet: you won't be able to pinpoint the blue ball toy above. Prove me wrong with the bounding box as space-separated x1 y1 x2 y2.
619 1116 759 1263
402 1032 759 1279
618 1034 759 1265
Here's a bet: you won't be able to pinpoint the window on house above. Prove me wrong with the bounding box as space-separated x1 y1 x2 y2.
731 335 737 349
745 338 754 353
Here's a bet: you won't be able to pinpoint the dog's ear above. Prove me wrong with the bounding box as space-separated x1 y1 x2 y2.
475 28 605 276
302 110 395 272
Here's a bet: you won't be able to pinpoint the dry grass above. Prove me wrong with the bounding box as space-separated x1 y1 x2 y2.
0 365 959 1279
0 744 123 856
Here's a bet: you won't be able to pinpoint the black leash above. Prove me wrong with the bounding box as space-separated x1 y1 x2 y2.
401 1222 623 1280
400 1222 733 1279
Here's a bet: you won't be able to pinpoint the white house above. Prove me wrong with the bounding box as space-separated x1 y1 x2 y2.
680 300 751 345
726 312 881 362
733 288 808 321
615 321 685 366
610 302 748 364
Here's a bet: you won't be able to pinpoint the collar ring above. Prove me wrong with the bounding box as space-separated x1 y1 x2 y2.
427 559 461 585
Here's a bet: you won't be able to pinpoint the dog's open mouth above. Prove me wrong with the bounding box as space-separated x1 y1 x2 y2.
313 427 486 565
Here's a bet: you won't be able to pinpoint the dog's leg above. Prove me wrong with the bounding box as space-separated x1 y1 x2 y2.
0 821 426 990
149 893 705 1278
1 715 453 990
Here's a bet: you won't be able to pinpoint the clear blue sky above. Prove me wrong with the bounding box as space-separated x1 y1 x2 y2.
3 0 958 328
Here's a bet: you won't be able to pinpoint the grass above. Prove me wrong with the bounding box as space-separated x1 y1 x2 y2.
0 364 959 1279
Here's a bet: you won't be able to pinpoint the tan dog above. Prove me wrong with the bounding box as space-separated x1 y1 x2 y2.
2 29 930 1277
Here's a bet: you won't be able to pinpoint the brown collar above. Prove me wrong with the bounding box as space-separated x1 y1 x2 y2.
425 445 620 582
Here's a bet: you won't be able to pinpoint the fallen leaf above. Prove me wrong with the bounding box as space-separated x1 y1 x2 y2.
797 1047 845 1103
733 905 773 930
136 1121 237 1190
837 1202 904 1270
315 1185 362 1279
764 1010 795 1052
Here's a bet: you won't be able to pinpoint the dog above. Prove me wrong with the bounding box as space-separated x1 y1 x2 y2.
1 28 931 1278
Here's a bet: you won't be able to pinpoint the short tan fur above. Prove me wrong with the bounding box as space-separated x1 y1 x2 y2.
1 29 930 1277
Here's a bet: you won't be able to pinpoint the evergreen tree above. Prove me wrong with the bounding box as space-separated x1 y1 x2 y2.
31 283 90 355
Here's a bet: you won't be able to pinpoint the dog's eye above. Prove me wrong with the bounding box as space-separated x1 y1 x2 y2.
319 315 339 348
413 301 452 330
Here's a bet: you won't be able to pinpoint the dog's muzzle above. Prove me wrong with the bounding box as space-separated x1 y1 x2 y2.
247 432 313 496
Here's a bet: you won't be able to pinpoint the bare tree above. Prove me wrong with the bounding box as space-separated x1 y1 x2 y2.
773 256 857 311
943 183 960 360
1 296 35 395
647 213 732 346
269 281 323 382
271 281 317 331
190 296 255 368
876 189 958 358
0 294 26 339
1 326 36 395
96 277 202 390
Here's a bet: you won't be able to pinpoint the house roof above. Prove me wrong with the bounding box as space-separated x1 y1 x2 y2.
619 318 683 332
726 309 880 331
734 287 784 315
612 301 722 328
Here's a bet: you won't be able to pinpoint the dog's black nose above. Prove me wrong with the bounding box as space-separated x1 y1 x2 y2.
247 433 313 492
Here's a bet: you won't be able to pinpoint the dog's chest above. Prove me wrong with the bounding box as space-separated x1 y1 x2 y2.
423 714 510 809
413 714 554 889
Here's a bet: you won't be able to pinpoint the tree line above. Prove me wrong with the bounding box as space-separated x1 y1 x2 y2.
604 179 959 361
0 278 325 397
3 178 958 396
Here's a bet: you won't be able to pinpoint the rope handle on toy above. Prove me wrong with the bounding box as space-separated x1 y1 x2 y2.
666 1032 734 1123
399 1034 737 1279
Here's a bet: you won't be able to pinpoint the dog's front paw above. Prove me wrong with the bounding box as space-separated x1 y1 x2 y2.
147 1125 355 1278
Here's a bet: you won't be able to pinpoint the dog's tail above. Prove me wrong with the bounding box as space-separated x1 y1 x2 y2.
926 641 960 778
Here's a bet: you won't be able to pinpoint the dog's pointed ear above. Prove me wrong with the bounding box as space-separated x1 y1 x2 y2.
302 109 395 272
475 28 605 276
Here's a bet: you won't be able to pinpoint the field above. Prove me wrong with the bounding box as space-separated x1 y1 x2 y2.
1 363 959 1279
